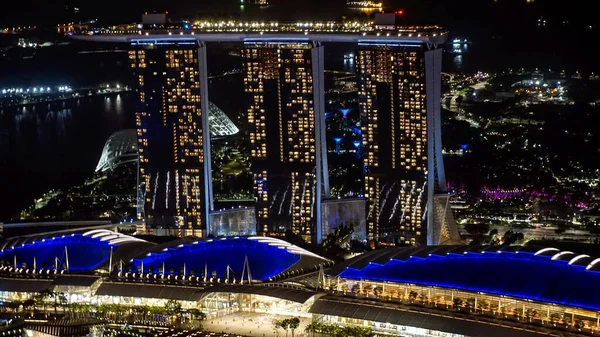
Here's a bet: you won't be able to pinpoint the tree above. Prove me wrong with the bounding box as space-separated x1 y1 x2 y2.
456 95 464 107
503 231 525 246
525 308 538 322
514 307 524 319
418 292 428 304
188 308 206 321
373 286 383 298
304 323 316 337
464 223 490 236
465 298 476 312
273 319 283 336
281 319 290 337
477 299 490 313
549 313 561 326
288 317 300 337
563 314 573 327
165 299 182 317
453 298 463 310
408 291 418 302
23 299 36 312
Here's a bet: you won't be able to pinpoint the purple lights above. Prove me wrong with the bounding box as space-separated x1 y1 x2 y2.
480 187 589 209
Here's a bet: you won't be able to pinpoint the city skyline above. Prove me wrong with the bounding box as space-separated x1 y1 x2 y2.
2 2 600 337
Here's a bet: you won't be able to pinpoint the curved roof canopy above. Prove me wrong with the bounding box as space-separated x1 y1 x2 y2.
328 245 600 311
95 130 138 172
131 236 329 281
0 230 148 271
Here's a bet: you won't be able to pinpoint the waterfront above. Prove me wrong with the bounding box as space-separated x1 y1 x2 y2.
1 0 599 222
0 93 135 219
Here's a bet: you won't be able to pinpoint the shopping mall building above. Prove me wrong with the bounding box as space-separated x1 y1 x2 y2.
1 229 599 337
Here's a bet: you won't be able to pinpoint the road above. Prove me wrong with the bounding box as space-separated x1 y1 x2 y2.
444 80 488 128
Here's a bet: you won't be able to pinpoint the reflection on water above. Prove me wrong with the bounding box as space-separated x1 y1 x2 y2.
0 93 134 219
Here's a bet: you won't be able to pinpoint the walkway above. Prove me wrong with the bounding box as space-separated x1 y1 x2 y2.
203 312 311 337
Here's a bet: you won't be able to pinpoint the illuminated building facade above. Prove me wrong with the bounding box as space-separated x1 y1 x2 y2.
358 44 457 245
129 40 213 237
79 20 450 243
242 41 329 244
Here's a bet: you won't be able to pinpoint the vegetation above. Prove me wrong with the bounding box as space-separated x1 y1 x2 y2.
273 318 301 337
5 291 206 330
17 163 137 221
304 322 374 337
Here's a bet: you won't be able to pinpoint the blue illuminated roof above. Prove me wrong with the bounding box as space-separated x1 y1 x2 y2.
1 234 111 271
0 230 149 272
131 236 328 281
328 245 600 311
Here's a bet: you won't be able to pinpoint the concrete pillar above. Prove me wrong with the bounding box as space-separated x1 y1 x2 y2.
198 42 214 236
425 47 444 245
312 42 328 244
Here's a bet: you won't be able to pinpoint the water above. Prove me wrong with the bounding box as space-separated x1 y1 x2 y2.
1 0 599 220
0 94 135 219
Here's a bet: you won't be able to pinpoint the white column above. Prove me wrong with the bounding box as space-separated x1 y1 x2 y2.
198 41 214 237
312 42 328 244
425 47 444 246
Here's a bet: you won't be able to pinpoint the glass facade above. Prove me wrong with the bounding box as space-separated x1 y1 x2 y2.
129 42 208 237
326 278 600 333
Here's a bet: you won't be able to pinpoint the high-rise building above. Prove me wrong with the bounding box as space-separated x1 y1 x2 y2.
80 19 451 243
242 41 329 244
358 43 458 246
129 40 213 237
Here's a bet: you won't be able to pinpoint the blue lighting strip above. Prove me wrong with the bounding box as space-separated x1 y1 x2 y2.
357 42 423 48
244 37 310 42
131 38 198 46
243 37 310 46
337 251 600 312
358 39 424 45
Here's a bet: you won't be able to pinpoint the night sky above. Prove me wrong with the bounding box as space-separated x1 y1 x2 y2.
1 0 598 30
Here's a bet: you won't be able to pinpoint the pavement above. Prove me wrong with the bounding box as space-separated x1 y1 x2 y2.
202 312 312 337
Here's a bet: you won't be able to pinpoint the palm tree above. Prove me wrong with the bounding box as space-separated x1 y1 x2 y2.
408 291 418 302
304 323 316 337
418 292 427 304
525 308 538 322
514 308 524 319
281 319 290 337
478 299 490 313
465 298 476 312
289 318 300 337
273 319 283 336
23 299 36 314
